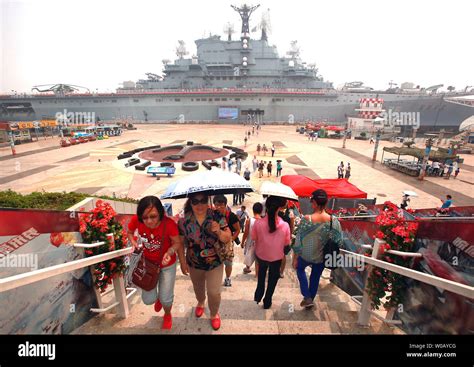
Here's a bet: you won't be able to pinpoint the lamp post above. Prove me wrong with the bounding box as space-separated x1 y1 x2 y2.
372 129 381 161
418 137 433 181
342 124 349 149
8 131 16 155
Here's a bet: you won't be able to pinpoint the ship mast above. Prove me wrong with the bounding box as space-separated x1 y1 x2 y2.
231 4 260 37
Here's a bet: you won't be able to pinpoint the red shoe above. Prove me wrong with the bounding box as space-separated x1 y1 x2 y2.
154 299 162 313
211 314 221 330
195 306 204 318
162 314 172 330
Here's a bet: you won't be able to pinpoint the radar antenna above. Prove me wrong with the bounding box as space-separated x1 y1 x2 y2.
231 4 260 36
224 22 235 41
286 40 300 59
258 8 271 41
145 73 161 81
388 80 398 89
176 40 188 59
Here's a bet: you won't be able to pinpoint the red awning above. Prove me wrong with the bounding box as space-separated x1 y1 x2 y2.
326 125 345 131
280 175 367 199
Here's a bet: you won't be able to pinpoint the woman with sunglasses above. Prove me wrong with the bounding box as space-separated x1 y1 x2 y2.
127 196 187 330
178 193 232 330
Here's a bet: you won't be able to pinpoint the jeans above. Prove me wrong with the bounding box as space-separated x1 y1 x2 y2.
296 257 325 300
254 256 282 308
141 262 177 307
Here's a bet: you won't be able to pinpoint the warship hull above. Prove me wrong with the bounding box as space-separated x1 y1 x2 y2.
1 90 471 132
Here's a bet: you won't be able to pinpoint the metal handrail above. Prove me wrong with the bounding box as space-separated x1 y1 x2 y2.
386 249 423 258
335 215 378 219
416 216 474 221
73 241 106 248
339 249 473 299
0 247 133 293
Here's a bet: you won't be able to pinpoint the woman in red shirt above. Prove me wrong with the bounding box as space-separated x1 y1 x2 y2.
127 196 188 330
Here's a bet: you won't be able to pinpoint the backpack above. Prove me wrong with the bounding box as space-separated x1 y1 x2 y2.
323 216 340 270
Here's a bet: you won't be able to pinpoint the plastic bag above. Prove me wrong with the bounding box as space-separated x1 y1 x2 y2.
243 241 256 267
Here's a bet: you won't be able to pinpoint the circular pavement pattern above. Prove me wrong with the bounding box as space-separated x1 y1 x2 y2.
138 145 229 163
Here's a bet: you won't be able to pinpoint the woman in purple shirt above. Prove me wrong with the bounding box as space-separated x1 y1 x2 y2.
251 196 291 309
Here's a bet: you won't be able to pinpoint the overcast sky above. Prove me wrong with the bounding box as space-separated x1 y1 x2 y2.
1 0 473 93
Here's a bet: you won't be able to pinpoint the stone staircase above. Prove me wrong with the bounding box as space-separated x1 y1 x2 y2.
73 247 404 335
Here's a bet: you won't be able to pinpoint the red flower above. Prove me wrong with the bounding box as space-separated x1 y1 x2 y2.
375 231 385 240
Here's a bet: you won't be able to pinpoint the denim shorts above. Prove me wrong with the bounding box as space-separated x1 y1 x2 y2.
141 262 177 307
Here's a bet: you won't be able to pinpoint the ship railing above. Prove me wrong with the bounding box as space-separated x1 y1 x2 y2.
0 237 135 318
3 88 340 99
114 88 332 95
339 238 473 327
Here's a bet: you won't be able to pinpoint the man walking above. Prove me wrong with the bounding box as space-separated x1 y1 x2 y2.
267 161 273 177
213 195 241 287
252 156 258 173
276 160 283 177
345 163 351 180
337 162 344 179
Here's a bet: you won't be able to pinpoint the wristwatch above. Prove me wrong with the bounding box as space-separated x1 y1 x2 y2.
168 247 176 255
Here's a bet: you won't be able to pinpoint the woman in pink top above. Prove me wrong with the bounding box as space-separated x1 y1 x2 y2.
251 196 291 309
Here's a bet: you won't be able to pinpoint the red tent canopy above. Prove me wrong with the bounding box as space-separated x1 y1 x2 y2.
326 125 345 132
280 175 367 198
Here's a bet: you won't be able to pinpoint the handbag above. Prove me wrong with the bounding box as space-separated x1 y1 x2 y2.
323 215 340 270
214 239 234 262
132 221 166 291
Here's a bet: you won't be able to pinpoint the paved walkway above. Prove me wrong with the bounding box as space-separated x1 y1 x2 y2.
1 123 472 212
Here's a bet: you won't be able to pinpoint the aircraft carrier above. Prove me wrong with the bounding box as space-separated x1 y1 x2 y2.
1 4 473 132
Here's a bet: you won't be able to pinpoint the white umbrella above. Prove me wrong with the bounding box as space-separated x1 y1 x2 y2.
259 181 298 201
402 190 418 197
161 170 254 199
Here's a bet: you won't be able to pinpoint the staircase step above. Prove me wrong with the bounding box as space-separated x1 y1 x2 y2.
72 255 403 334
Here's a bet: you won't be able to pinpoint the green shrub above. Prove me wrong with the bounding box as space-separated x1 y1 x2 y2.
0 190 138 211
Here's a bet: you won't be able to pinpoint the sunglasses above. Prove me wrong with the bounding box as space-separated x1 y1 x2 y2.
191 198 208 205
142 214 159 221
213 201 226 206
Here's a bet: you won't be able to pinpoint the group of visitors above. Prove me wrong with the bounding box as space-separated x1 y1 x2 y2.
337 161 351 179
307 131 319 141
221 156 243 175
427 160 460 179
256 143 276 157
127 187 343 331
